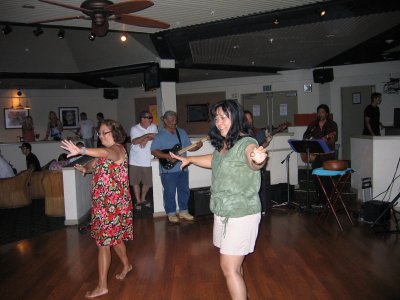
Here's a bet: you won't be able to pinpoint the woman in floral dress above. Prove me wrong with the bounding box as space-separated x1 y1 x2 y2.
61 119 133 299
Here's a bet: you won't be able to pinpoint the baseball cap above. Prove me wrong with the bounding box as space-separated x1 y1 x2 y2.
19 142 32 150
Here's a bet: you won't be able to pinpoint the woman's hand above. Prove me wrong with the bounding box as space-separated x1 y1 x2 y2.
61 139 81 158
169 152 190 170
250 146 268 165
74 164 87 175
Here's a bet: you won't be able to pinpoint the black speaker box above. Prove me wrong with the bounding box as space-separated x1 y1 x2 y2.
361 200 391 224
313 68 334 84
189 187 212 217
103 88 118 100
160 68 179 82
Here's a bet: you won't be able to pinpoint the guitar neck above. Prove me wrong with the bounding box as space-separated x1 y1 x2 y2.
177 137 208 155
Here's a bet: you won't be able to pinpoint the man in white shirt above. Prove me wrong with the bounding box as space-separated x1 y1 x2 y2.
129 111 158 208
76 112 95 147
0 150 15 179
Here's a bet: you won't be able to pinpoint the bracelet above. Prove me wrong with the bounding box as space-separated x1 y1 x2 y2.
81 147 86 155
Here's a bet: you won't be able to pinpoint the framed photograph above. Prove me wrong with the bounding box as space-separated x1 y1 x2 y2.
3 108 29 129
59 107 79 129
352 92 361 104
187 104 209 122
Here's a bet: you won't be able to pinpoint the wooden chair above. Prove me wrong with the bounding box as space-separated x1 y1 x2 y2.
0 169 33 208
42 171 65 217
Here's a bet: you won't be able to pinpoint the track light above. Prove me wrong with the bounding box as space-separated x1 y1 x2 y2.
273 16 279 25
58 29 65 39
33 27 43 37
88 32 96 41
319 8 326 17
120 32 127 42
1 24 12 35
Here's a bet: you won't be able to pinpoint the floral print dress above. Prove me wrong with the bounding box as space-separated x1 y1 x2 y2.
90 146 133 246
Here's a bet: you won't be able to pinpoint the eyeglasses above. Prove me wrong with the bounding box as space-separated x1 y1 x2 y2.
97 130 111 137
142 116 153 119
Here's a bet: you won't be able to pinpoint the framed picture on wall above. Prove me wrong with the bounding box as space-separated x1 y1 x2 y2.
3 108 29 129
352 92 361 104
59 107 79 129
187 104 209 122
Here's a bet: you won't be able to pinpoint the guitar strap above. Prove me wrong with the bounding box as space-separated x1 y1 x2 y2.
175 128 182 148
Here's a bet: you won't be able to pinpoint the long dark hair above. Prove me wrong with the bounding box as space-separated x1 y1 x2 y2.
208 99 245 151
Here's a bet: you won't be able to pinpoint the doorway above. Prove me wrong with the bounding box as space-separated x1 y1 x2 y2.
242 91 298 131
341 85 374 160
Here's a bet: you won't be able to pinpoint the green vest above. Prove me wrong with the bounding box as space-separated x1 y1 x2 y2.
210 137 261 217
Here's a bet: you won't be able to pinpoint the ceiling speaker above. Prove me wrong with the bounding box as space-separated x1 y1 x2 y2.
103 88 118 100
313 68 334 84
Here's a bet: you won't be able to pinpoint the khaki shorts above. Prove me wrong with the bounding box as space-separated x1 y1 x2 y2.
129 165 153 187
213 213 261 256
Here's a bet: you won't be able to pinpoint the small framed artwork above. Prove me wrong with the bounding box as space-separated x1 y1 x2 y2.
59 107 79 129
304 83 312 93
187 104 209 122
3 108 29 129
352 92 361 104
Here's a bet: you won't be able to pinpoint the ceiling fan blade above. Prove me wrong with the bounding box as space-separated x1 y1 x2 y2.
31 15 88 24
106 0 154 15
38 0 92 14
114 14 170 29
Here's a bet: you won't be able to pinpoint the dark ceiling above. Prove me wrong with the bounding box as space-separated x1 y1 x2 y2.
1 0 400 89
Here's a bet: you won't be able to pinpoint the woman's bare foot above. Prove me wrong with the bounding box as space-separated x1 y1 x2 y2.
85 286 108 298
115 264 132 280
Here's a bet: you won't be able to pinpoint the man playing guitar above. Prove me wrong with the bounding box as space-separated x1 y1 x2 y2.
303 104 338 208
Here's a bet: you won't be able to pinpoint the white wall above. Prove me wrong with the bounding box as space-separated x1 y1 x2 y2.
123 61 400 150
0 89 121 143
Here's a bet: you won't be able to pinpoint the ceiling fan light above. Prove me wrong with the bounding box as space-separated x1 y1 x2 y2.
2 24 12 35
88 33 96 41
319 9 326 17
121 33 127 42
33 27 43 37
58 29 65 39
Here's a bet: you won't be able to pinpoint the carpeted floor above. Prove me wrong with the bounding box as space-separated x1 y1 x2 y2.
0 199 65 246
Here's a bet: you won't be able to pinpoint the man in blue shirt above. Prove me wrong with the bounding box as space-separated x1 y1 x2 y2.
151 111 203 223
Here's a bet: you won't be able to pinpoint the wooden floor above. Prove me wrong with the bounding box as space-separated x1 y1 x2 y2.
0 209 399 300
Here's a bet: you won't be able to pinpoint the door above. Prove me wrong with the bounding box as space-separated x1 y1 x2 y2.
242 91 297 131
341 85 374 160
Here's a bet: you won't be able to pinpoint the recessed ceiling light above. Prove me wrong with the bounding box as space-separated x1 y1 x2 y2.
251 61 255 65
325 34 335 38
269 38 274 43
319 9 326 17
120 33 127 42
290 59 295 63
385 39 394 44
233 45 240 49
273 16 279 25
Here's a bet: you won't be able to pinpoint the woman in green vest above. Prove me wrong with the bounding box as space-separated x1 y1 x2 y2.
170 99 268 300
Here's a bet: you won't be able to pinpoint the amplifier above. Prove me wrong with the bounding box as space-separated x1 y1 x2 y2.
361 200 391 224
189 187 212 216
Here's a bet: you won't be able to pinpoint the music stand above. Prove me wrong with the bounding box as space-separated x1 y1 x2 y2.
288 139 331 210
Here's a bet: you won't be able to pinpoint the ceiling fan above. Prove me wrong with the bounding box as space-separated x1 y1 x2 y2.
33 0 170 37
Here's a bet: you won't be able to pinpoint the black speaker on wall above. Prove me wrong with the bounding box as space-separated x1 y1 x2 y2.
313 68 334 84
103 88 119 100
144 64 179 91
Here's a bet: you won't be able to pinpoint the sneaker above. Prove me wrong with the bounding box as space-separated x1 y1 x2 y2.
168 215 180 223
178 211 194 221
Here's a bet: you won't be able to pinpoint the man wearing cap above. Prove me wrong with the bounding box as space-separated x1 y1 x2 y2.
129 111 158 209
19 142 41 172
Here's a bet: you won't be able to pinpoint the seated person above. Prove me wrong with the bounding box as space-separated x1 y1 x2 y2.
49 153 69 171
0 150 15 178
19 142 41 172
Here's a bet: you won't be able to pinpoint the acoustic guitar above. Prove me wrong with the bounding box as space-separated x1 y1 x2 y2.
159 136 209 170
300 131 336 163
260 122 291 148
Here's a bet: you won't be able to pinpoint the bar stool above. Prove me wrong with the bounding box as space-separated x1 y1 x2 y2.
312 167 354 231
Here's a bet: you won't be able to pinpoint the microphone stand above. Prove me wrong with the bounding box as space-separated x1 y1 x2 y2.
273 150 298 209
